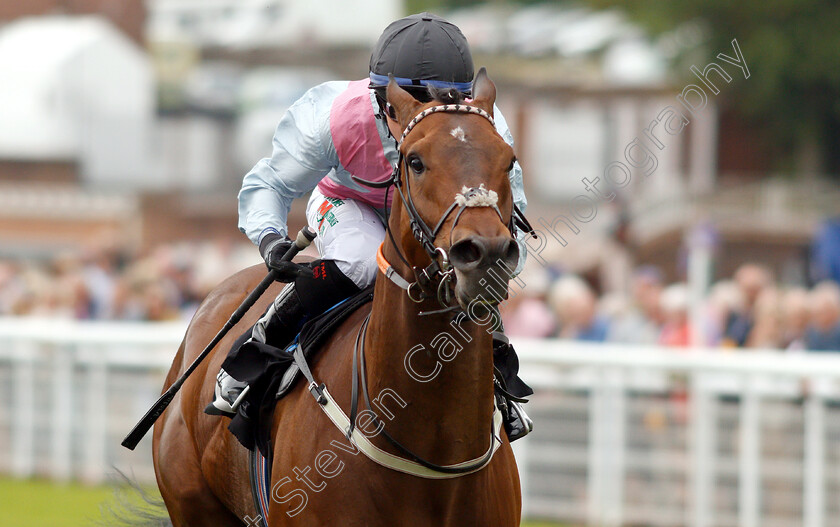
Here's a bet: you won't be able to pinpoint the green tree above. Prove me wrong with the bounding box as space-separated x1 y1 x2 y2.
587 0 840 174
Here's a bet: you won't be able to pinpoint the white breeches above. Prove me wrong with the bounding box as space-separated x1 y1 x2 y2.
305 187 387 288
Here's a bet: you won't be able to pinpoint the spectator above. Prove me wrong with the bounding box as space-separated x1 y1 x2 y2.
500 260 556 338
607 265 664 344
705 280 742 345
549 275 609 342
811 217 840 284
0 261 21 313
81 245 120 319
745 288 783 348
658 283 691 347
722 264 772 347
781 288 810 350
805 281 840 351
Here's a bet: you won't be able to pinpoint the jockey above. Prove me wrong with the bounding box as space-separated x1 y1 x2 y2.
208 13 534 441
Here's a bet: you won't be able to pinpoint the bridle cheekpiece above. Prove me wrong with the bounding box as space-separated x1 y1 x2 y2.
353 102 530 312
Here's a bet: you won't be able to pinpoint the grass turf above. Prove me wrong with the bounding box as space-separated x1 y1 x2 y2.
0 477 115 527
0 477 568 526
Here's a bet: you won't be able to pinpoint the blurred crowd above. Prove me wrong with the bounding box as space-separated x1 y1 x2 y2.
501 262 840 352
1 241 839 352
0 240 260 322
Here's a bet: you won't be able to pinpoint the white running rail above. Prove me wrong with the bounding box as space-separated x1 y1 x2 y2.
513 339 840 527
2 319 840 527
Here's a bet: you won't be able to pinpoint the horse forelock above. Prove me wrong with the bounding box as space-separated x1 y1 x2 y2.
426 85 468 105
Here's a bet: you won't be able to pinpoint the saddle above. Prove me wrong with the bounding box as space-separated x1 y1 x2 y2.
226 286 375 456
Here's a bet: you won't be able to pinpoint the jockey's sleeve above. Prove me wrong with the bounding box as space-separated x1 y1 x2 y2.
493 105 529 275
238 82 343 245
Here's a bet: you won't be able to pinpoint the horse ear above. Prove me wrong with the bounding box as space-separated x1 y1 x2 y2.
471 67 496 117
386 76 422 128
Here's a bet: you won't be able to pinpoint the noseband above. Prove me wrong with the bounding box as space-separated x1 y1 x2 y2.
353 103 534 310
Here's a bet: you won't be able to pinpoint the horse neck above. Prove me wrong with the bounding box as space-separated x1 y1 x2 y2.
363 242 496 463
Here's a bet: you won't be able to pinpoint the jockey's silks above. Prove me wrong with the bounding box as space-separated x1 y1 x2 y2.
237 79 526 249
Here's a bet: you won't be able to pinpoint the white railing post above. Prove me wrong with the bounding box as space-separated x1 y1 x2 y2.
803 382 825 527
603 368 625 527
50 344 74 481
739 375 761 527
689 373 716 527
82 347 108 484
11 341 35 478
587 369 607 526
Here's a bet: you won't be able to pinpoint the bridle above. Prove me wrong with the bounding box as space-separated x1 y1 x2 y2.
353 102 536 310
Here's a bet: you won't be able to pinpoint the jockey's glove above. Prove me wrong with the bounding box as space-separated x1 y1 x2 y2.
259 233 309 282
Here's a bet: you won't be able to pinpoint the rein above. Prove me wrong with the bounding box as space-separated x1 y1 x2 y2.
291 315 503 479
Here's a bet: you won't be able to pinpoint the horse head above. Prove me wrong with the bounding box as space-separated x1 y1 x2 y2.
386 68 519 315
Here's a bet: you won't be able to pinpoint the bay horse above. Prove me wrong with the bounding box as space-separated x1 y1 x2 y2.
153 69 522 526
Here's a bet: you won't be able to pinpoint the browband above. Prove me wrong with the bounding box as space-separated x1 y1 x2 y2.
399 104 495 145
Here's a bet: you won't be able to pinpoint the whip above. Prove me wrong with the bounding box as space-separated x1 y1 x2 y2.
121 226 316 450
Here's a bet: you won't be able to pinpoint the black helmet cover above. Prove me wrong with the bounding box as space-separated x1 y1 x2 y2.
369 12 474 93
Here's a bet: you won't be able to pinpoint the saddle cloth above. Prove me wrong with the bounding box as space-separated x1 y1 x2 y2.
226 286 375 456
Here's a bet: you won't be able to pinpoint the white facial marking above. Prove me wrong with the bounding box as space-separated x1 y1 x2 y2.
450 126 467 143
454 184 499 207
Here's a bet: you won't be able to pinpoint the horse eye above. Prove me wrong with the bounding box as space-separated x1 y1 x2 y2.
507 157 517 172
408 155 425 174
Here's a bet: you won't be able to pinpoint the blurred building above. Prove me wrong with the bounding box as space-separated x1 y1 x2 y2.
0 2 399 257
443 3 838 290
0 16 154 188
0 15 154 257
0 0 146 45
147 0 400 49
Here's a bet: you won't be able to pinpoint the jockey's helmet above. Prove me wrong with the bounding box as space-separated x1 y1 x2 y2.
369 13 474 105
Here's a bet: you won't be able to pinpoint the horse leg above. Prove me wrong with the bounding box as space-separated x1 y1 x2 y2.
153 269 279 526
154 406 244 527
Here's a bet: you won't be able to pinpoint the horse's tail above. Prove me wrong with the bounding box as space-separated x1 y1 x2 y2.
92 469 172 527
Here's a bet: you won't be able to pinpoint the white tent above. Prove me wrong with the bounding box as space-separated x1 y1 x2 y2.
0 16 155 188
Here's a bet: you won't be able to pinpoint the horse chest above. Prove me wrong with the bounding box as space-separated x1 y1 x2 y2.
267 433 520 526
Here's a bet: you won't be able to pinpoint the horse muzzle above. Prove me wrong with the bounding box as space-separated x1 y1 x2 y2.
448 235 519 310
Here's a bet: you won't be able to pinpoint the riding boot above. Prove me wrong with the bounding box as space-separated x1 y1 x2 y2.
206 259 361 417
205 281 305 416
492 331 535 442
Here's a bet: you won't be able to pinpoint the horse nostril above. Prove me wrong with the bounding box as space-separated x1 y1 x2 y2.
450 236 518 271
502 238 519 268
449 237 487 270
